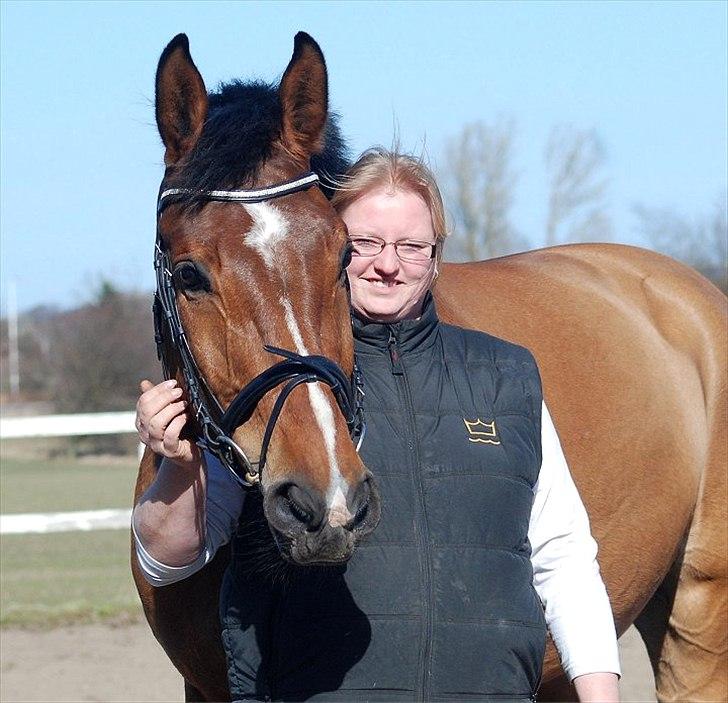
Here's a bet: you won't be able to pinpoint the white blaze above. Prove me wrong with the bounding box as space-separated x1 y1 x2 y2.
280 297 352 524
327 486 351 528
240 201 351 523
243 202 289 268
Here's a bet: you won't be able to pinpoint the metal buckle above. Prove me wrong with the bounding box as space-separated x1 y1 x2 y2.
217 435 260 487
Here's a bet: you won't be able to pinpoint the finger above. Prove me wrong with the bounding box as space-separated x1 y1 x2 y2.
163 414 198 464
136 381 182 441
147 400 189 441
140 379 154 394
137 380 184 422
162 413 190 455
136 410 150 445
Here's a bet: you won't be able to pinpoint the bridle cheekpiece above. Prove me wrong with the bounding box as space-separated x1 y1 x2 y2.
153 172 365 488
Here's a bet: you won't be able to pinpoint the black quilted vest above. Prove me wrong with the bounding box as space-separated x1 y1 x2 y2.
220 295 546 702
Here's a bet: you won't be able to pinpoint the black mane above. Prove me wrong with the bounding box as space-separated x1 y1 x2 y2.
166 80 349 206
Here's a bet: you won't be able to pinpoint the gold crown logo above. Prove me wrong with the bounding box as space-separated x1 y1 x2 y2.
463 418 500 445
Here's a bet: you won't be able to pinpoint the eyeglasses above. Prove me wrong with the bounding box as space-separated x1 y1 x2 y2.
349 236 436 263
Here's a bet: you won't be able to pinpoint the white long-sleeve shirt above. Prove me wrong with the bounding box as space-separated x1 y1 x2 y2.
133 401 621 681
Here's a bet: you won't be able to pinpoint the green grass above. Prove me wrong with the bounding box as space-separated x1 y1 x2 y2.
0 529 143 627
0 453 144 627
0 456 139 514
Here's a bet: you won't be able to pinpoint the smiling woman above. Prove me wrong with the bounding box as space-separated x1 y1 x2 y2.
341 187 438 322
332 148 448 324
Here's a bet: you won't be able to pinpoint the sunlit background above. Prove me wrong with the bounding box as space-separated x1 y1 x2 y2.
1 2 725 700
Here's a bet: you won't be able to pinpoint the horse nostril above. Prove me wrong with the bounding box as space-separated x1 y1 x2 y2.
286 495 313 525
276 483 324 532
348 474 379 532
352 499 369 527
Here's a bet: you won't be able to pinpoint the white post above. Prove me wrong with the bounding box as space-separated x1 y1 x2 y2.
7 281 20 397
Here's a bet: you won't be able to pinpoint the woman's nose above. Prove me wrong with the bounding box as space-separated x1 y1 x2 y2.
372 243 400 274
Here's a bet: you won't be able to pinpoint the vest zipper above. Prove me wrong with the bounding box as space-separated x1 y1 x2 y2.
388 327 434 701
387 329 403 375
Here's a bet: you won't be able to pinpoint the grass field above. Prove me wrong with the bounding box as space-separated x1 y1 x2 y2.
0 455 138 514
0 453 143 627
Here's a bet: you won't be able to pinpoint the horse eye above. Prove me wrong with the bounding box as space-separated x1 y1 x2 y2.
172 261 211 294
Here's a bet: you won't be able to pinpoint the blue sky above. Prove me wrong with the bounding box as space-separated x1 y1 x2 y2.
2 0 726 311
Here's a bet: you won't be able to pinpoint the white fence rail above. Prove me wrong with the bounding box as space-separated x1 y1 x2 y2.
1 411 139 535
0 411 136 439
1 509 133 535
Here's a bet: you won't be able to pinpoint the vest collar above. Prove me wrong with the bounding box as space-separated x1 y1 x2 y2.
352 292 440 355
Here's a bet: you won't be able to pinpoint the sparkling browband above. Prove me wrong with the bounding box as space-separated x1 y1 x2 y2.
158 172 320 213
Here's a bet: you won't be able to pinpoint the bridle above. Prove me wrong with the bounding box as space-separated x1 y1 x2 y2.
153 172 366 488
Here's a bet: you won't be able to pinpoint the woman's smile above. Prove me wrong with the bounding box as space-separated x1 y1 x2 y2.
367 278 402 288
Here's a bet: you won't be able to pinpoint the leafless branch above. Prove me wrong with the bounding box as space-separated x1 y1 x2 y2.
545 125 611 245
442 119 527 261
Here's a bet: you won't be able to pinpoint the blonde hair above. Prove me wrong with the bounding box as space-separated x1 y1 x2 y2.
330 147 449 260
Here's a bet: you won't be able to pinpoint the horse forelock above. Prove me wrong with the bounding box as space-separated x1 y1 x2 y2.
164 80 349 209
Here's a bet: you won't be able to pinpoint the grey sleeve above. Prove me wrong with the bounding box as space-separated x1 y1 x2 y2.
133 451 245 587
203 451 247 556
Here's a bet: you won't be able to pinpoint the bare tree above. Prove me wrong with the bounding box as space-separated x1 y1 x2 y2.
634 195 728 294
442 119 526 261
0 281 161 454
50 282 160 414
545 125 611 245
1 282 160 409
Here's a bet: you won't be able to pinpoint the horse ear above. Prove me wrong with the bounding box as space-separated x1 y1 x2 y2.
279 32 328 160
155 34 208 166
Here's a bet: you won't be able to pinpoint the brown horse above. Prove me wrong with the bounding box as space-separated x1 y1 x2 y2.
132 33 728 703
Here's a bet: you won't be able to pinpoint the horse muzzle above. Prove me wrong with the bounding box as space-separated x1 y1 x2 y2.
263 473 381 565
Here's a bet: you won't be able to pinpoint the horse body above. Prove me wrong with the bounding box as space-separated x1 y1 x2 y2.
132 33 727 703
436 244 727 700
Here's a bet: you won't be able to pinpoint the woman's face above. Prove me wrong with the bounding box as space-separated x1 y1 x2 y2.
341 187 437 323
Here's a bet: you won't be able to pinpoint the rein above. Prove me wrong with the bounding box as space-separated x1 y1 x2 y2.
153 172 365 488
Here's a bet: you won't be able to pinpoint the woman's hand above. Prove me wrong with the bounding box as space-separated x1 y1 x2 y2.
136 379 200 468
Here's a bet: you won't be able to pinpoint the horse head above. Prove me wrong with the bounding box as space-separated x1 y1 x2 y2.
153 33 380 565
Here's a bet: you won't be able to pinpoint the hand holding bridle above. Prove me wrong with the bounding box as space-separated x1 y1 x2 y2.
136 379 200 468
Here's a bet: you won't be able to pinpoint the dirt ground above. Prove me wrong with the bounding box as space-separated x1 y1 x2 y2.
1 623 655 702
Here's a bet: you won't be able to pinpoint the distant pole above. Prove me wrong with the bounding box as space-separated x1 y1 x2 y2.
7 281 20 397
